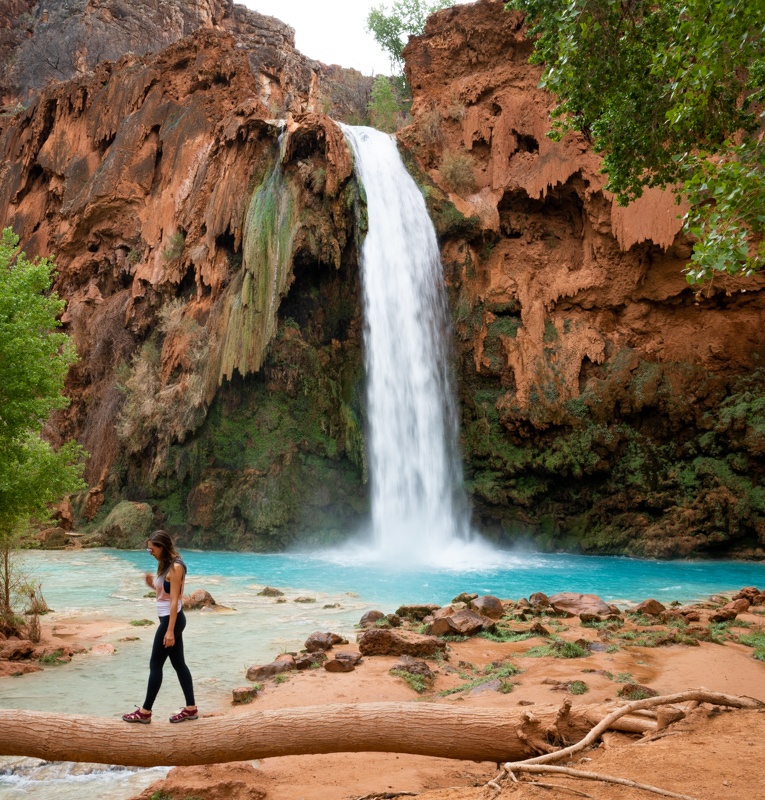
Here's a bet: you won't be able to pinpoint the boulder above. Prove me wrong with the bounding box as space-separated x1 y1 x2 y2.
304 631 347 652
722 599 750 614
96 501 154 549
395 604 440 621
37 527 70 548
548 593 612 617
528 592 550 608
359 610 386 627
232 686 258 704
358 629 447 658
468 595 504 620
732 587 760 602
184 589 216 610
246 654 296 682
427 609 494 637
304 631 335 652
257 587 284 597
633 599 666 617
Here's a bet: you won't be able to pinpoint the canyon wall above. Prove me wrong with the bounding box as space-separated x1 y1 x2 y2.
1 0 763 556
401 0 765 557
0 14 369 549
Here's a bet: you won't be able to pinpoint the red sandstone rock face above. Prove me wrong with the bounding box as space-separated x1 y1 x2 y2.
0 31 359 492
403 0 765 407
399 0 765 557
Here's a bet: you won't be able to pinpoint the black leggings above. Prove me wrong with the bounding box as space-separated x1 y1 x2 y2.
142 610 195 711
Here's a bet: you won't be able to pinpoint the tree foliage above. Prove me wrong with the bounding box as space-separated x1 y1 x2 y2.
506 0 765 283
367 0 456 73
368 75 401 132
0 228 85 612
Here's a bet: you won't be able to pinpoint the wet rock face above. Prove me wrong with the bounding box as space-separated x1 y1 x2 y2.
401 0 765 558
0 20 367 549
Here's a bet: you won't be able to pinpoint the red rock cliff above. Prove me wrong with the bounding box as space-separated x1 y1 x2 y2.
400 0 765 557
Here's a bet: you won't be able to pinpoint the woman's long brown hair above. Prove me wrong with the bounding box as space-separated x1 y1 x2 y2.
148 530 180 577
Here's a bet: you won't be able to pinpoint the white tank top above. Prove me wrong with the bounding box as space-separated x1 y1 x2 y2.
154 559 185 616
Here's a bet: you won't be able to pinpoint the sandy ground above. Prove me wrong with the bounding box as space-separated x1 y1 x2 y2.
4 599 765 800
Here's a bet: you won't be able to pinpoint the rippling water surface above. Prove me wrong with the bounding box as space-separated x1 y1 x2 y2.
2 546 764 798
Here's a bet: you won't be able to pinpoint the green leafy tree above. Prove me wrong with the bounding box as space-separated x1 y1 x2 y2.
506 0 765 283
0 228 85 620
367 0 456 73
368 75 401 132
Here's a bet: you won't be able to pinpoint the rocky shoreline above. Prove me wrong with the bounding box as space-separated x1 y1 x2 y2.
3 583 763 799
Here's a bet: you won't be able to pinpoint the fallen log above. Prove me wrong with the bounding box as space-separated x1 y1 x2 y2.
0 702 627 767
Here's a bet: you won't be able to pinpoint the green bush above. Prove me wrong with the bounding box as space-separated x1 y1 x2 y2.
439 150 477 195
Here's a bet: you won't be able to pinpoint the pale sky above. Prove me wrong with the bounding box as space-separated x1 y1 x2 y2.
238 0 463 76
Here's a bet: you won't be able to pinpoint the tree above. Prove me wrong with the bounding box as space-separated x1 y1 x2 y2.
367 0 456 73
368 75 401 132
0 229 85 621
506 0 765 283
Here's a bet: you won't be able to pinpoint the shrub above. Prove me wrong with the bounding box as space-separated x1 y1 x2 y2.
439 150 477 195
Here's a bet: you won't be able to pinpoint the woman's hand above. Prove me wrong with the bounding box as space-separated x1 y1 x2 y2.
144 572 154 589
163 630 175 648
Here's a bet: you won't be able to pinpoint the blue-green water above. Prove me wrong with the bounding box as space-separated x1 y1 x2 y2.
107 546 765 606
1 546 764 800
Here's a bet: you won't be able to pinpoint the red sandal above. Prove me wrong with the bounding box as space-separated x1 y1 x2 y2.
122 707 152 724
169 706 198 723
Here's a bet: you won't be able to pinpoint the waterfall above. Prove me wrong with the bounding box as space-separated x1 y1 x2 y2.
342 125 470 561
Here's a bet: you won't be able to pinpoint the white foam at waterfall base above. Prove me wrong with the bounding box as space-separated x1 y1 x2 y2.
342 124 474 563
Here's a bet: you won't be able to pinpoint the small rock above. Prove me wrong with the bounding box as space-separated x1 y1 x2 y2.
452 592 478 604
618 683 659 700
232 686 258 704
392 655 434 679
90 643 115 655
529 621 550 636
295 652 327 670
294 596 316 603
528 592 550 608
323 603 341 609
324 658 354 673
395 604 440 621
258 587 284 597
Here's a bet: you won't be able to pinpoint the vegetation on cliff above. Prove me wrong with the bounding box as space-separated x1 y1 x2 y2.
0 229 85 622
507 0 765 283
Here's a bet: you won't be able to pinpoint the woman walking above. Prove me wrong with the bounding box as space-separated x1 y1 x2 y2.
123 530 198 724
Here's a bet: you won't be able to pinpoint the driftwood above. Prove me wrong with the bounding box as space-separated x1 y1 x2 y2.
493 690 764 800
0 701 642 767
0 691 760 770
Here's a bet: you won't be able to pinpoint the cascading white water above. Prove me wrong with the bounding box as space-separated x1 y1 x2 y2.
342 125 470 560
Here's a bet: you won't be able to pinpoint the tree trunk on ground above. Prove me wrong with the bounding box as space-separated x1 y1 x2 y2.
0 702 642 767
